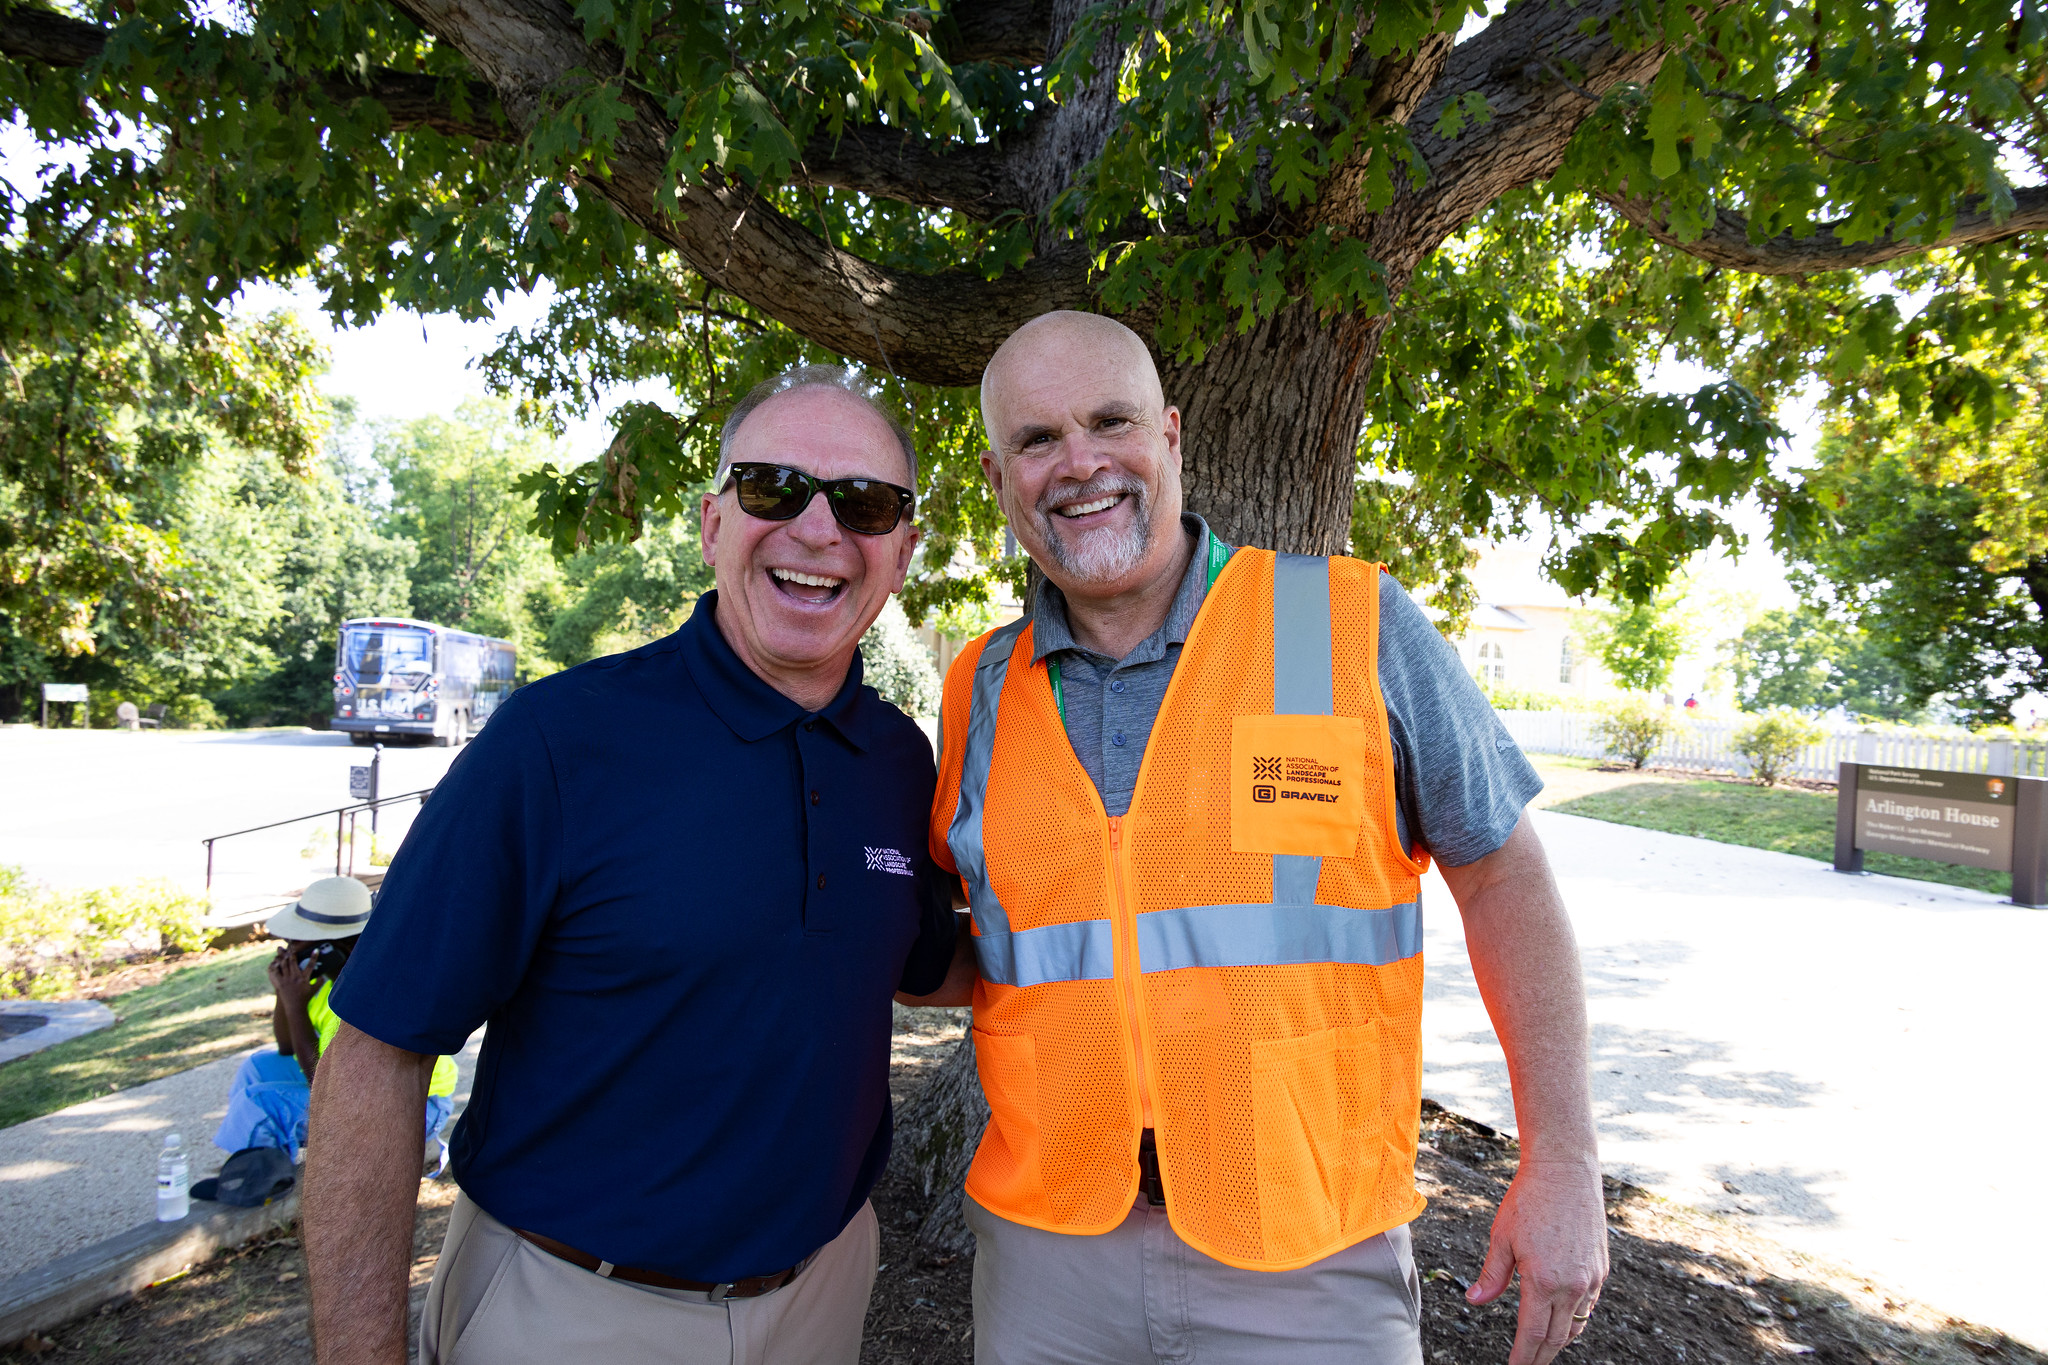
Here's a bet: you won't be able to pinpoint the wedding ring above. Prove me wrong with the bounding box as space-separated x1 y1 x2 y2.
1571 1312 1592 1322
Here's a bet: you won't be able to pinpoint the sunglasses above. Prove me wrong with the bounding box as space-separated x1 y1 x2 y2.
721 462 914 536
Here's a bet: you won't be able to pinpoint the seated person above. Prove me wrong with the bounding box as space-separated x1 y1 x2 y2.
214 876 458 1162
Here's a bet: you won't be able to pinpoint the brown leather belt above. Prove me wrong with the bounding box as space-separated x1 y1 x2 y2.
513 1227 813 1300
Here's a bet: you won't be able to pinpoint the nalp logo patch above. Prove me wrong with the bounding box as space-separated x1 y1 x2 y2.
864 846 914 876
1229 714 1367 857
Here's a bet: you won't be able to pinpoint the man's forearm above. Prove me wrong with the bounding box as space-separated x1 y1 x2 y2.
305 1022 435 1365
1439 814 1597 1164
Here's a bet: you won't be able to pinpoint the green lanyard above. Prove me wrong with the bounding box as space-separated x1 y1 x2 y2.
1046 530 1232 724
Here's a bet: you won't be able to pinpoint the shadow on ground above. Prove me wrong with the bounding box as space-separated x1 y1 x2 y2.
7 1057 2035 1365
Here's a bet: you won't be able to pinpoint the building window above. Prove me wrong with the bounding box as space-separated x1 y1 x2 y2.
1559 637 1577 684
1477 640 1506 683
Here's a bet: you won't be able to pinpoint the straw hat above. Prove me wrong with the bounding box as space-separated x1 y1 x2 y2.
267 876 373 941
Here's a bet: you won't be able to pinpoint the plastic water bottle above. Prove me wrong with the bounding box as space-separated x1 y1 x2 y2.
156 1133 189 1222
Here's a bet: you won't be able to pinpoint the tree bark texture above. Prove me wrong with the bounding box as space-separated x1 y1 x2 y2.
890 1030 991 1261
1161 305 1396 554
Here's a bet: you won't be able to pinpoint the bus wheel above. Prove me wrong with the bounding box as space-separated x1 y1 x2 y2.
349 732 374 747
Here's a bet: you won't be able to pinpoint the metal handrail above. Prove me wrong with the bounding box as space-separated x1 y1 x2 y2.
203 788 434 891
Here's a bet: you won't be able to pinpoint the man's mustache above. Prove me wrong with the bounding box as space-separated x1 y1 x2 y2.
1035 473 1148 522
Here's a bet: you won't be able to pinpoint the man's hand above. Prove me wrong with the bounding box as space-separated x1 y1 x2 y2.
268 946 316 1009
1439 813 1608 1365
1465 1157 1608 1365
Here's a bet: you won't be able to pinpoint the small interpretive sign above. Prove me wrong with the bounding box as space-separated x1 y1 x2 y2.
1852 764 2015 872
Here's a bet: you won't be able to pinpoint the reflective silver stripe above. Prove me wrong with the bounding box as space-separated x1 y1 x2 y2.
1135 899 1422 972
1271 553 1331 716
975 919 1117 988
1270 553 1333 907
1272 855 1320 905
946 619 1027 942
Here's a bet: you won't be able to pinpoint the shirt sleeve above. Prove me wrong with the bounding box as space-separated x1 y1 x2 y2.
896 866 960 996
1375 572 1544 867
329 694 563 1055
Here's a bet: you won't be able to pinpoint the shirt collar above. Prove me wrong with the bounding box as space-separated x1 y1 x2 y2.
1031 514 1220 667
676 591 876 751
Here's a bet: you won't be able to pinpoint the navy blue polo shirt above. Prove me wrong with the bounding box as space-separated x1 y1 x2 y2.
331 592 954 1280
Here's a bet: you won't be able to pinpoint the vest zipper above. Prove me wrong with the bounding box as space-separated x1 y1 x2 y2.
1108 816 1154 1129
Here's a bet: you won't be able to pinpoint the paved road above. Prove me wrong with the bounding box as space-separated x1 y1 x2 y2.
1424 809 2048 1349
0 726 461 909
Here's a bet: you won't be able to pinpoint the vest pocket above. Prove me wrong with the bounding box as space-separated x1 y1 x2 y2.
1250 1022 1385 1263
968 1028 1049 1219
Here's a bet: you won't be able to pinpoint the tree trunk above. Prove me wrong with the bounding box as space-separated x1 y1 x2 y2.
891 1030 990 1260
1159 303 1394 555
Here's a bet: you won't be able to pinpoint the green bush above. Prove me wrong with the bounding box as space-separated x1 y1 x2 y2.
860 599 943 719
1476 681 1578 712
0 867 210 999
1591 698 1674 769
1733 708 1825 787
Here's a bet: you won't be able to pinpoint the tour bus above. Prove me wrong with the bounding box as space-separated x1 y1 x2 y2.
331 617 518 746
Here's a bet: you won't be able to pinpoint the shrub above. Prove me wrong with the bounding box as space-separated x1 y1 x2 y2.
1734 708 1825 787
860 599 942 719
1592 698 1674 769
1477 681 1577 712
0 868 210 999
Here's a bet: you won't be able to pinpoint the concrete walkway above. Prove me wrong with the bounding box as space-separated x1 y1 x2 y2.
1423 810 2048 1349
0 1034 482 1283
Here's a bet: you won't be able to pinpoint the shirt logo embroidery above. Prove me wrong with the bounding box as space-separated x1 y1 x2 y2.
864 846 914 876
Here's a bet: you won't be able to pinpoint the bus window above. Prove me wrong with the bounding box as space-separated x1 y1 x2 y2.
342 627 432 680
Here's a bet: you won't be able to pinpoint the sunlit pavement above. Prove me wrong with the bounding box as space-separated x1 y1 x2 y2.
0 1033 482 1282
1424 809 2048 1348
0 726 463 903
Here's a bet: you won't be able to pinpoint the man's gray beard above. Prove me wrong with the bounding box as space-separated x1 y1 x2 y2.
1035 480 1153 585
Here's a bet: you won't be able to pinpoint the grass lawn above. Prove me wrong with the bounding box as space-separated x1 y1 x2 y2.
1545 772 2010 896
0 944 275 1130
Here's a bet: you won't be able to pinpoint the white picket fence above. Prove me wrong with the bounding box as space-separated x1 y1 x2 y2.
1495 710 2048 782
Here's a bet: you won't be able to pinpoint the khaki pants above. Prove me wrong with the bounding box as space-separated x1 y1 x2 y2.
966 1195 1423 1365
420 1193 879 1365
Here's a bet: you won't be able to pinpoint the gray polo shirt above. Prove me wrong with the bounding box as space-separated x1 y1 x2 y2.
1031 515 1540 866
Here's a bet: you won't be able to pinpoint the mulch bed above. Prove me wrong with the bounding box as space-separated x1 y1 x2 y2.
8 1040 2038 1365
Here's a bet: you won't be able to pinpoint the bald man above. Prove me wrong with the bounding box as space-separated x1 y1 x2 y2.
919 312 1607 1365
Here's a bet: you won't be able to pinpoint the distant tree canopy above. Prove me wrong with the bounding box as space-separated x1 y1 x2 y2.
1724 607 1919 723
3 0 2045 636
1781 447 2047 727
1581 586 1689 694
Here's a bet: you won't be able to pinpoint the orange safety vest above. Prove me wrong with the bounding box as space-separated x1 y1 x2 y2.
929 548 1430 1272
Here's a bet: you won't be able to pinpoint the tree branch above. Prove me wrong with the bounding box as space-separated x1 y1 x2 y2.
936 0 1054 67
389 0 1094 387
796 122 1028 220
1601 187 2048 274
1395 0 1675 257
0 4 506 140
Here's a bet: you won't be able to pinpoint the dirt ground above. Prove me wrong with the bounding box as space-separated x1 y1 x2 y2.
7 1018 2038 1365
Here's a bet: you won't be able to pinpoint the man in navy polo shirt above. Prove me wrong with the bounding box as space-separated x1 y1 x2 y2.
302 366 965 1365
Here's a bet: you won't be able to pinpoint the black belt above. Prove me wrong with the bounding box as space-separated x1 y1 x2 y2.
513 1227 814 1300
1138 1128 1167 1207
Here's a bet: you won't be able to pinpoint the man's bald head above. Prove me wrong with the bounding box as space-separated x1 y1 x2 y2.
980 311 1164 453
975 310 1187 603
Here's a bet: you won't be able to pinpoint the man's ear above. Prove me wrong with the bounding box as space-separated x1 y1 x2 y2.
1161 407 1183 473
979 448 1003 498
890 526 921 592
700 491 722 567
